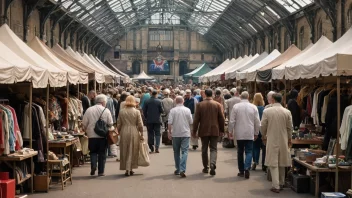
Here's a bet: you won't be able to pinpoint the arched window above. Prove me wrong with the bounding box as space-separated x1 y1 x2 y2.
317 19 323 40
179 61 188 76
132 60 140 75
114 45 121 59
284 31 290 50
347 5 352 27
299 27 304 50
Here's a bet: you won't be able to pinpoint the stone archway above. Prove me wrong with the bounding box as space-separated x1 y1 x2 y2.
179 60 188 76
132 60 140 74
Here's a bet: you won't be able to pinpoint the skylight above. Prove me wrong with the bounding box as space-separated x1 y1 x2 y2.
275 0 314 13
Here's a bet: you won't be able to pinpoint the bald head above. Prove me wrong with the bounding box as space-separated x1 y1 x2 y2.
175 96 184 104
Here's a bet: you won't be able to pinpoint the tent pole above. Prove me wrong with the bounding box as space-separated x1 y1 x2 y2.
94 79 96 93
254 80 257 93
335 76 341 192
77 83 80 99
28 83 33 193
86 83 89 95
284 78 287 107
45 84 49 192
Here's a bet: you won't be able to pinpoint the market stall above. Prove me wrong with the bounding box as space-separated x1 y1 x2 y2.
183 63 212 83
104 60 131 83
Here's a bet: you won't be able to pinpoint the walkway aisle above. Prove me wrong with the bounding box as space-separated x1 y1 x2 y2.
32 138 312 198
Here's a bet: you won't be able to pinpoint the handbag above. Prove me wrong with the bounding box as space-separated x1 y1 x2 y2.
107 130 119 145
138 140 150 167
94 108 108 137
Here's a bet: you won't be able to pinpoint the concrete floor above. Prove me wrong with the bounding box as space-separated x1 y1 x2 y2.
32 138 313 198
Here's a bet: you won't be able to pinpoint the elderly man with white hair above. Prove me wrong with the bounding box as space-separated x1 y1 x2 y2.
83 94 114 177
168 96 193 178
229 91 260 179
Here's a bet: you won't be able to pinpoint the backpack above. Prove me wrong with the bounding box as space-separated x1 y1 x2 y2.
94 108 108 137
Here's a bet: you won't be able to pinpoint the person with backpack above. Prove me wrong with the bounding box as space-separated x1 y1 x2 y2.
83 94 114 177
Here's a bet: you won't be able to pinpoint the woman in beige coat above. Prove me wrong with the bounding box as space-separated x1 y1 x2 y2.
117 96 144 176
261 93 293 193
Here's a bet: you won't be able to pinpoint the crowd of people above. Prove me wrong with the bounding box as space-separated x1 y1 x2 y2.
81 83 293 193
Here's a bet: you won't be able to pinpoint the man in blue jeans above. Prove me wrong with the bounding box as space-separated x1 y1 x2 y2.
228 91 260 179
168 96 193 178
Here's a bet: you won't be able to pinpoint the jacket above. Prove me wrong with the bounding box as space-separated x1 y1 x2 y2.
193 98 225 137
143 97 164 124
261 103 292 167
225 96 241 121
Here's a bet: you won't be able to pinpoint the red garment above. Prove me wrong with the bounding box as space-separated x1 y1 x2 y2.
307 94 312 116
7 106 21 150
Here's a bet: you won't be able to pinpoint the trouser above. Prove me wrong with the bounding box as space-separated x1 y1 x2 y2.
164 121 168 132
201 136 218 169
253 137 262 164
147 123 161 151
237 140 253 173
173 137 190 173
269 166 286 190
190 124 199 146
89 138 108 174
262 145 266 166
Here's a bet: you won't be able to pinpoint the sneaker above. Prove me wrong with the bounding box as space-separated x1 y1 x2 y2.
202 168 209 173
174 170 180 175
180 172 186 178
237 172 244 177
192 145 198 150
155 149 160 153
98 173 105 177
251 163 257 171
210 164 216 176
90 168 96 176
262 165 267 172
245 170 250 179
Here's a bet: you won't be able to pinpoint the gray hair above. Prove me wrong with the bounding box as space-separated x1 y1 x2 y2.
240 91 249 99
95 94 107 104
267 91 276 99
230 88 237 96
175 96 184 104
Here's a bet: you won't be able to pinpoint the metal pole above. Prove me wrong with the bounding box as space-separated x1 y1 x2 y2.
29 83 32 149
94 79 96 93
254 80 257 93
86 83 89 95
335 76 341 192
77 83 80 99
284 78 287 107
45 84 49 192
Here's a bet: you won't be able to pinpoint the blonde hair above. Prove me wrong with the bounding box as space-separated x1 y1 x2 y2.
253 93 265 106
125 95 136 107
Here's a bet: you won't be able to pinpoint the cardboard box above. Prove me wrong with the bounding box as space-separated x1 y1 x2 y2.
34 175 49 192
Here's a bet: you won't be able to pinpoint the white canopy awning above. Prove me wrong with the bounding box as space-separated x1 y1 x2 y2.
0 24 67 87
199 59 231 83
0 41 49 88
234 52 269 80
29 37 88 84
80 53 115 83
204 58 242 82
133 71 154 80
224 54 259 80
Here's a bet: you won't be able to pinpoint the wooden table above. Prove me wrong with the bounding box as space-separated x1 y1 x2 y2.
49 138 78 170
293 157 351 197
292 139 323 148
0 151 38 193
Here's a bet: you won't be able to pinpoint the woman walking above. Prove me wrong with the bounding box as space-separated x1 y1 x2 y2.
117 96 144 176
252 93 265 170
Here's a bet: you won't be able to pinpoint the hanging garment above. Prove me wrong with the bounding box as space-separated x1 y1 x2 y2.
340 105 352 150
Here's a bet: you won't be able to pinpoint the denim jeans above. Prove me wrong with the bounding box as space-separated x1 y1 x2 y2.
237 140 253 173
89 138 108 174
253 137 262 164
172 137 190 173
147 123 161 151
262 145 266 166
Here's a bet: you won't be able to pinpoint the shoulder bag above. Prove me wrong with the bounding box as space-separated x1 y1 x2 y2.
94 107 109 137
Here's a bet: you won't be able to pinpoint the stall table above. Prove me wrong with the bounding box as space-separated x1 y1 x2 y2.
0 151 38 193
292 139 323 148
49 138 78 170
293 157 351 197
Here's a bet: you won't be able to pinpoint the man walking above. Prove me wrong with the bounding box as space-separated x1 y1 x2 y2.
184 89 199 150
261 93 293 193
143 90 164 153
83 94 113 176
168 96 193 178
228 91 260 179
193 89 225 176
225 88 241 146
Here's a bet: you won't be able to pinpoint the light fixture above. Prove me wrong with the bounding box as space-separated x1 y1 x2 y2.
261 11 265 16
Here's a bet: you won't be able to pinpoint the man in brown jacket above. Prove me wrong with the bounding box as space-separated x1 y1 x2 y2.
193 89 225 176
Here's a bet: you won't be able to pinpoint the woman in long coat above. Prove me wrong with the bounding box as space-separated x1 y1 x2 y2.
117 95 144 176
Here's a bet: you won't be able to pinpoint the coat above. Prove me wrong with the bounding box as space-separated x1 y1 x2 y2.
161 97 175 123
143 97 164 124
193 98 225 137
261 103 293 167
117 107 144 170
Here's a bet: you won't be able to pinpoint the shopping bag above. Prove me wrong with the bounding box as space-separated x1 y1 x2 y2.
138 141 150 167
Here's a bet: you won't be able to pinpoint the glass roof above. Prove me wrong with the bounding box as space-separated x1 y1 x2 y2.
56 0 314 48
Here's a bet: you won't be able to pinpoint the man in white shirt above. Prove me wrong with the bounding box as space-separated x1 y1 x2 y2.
83 94 113 177
168 96 193 178
228 91 260 179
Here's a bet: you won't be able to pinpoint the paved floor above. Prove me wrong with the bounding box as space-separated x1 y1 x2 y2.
32 138 313 198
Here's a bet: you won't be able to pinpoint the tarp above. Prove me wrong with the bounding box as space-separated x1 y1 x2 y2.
80 53 115 83
0 24 67 87
224 54 260 80
104 61 131 83
89 54 121 81
272 43 313 80
28 37 88 84
133 71 154 80
199 58 232 83
299 27 352 79
234 52 269 80
64 46 105 83
184 63 212 83
237 49 281 81
0 41 49 88
208 58 243 82
256 45 301 82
